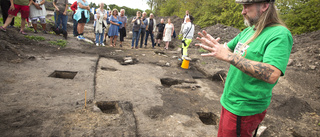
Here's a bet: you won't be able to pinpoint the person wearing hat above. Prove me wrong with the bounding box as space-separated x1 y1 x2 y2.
196 0 293 136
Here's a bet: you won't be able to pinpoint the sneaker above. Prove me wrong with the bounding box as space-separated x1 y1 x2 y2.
0 26 6 32
19 31 27 35
120 44 122 47
158 44 160 47
43 30 47 34
96 43 99 46
77 35 85 40
34 30 38 33
8 25 14 28
101 43 105 46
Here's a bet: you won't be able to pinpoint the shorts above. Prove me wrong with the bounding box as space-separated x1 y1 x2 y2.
78 11 87 23
217 106 266 137
31 16 46 24
156 32 163 39
8 4 29 19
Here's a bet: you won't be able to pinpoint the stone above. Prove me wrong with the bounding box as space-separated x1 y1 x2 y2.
287 59 294 66
142 54 146 56
309 65 316 70
93 105 101 112
165 62 170 67
172 56 178 59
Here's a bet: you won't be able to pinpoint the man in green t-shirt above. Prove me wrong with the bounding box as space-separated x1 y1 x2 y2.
196 0 293 136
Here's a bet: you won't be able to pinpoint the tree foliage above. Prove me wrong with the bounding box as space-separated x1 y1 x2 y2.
153 0 320 34
277 0 320 34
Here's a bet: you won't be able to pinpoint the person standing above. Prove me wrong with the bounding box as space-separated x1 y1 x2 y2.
131 11 143 49
74 0 90 40
155 18 165 47
1 0 15 28
108 9 120 47
181 17 194 59
0 0 32 34
163 18 174 50
118 9 127 47
29 0 47 34
70 1 78 37
53 0 68 32
94 3 107 46
180 10 194 35
195 0 293 136
104 10 111 43
139 12 148 48
145 13 156 48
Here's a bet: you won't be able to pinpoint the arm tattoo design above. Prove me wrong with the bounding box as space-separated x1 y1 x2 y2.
228 53 274 82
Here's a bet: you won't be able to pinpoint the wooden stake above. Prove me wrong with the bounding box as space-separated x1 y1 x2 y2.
85 90 87 109
219 74 225 84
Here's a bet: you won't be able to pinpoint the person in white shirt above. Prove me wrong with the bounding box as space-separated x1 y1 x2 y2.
181 17 194 59
180 10 194 35
94 3 108 46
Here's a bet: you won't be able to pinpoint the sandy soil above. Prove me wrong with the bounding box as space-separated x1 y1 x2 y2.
0 9 319 137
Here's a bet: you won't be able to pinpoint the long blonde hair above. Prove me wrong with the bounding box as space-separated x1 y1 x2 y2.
244 2 286 46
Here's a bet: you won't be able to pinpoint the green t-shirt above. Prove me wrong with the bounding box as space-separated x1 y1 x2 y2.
221 25 293 116
14 0 29 6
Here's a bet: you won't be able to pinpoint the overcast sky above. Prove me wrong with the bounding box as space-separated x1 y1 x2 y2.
69 0 150 11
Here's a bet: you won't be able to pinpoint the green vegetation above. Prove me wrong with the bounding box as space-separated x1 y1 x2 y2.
49 39 67 48
148 0 320 34
25 35 45 41
0 16 33 31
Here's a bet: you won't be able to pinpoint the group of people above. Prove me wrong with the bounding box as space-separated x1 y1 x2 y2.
0 0 89 39
0 0 48 35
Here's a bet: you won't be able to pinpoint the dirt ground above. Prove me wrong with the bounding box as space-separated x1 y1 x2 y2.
0 9 319 137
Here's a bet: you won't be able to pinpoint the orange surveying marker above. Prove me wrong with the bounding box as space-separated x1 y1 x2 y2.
181 57 192 69
85 90 87 109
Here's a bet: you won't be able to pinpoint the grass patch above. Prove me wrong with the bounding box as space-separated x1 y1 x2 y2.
25 35 45 41
49 39 67 48
201 61 206 65
198 48 208 53
0 16 33 31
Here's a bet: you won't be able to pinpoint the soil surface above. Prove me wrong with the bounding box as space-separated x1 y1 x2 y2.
0 9 319 137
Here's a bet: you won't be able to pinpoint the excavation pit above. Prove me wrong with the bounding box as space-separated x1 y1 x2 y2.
197 112 218 125
48 71 77 79
96 101 119 114
160 78 181 87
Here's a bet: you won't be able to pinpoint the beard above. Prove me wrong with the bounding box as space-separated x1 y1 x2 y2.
243 13 260 27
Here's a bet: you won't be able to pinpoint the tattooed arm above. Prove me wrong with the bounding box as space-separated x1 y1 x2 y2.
226 53 281 84
196 30 281 84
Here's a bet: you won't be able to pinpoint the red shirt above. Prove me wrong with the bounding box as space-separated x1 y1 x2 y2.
70 1 77 12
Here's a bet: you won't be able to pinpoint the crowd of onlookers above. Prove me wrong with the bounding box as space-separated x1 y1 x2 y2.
0 0 195 58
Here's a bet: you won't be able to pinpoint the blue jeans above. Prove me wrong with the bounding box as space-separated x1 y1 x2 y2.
55 12 68 31
132 29 141 48
95 29 105 44
73 18 78 36
139 28 146 48
145 30 155 47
